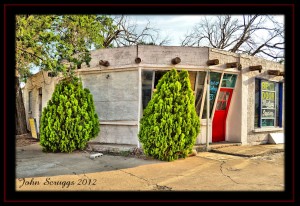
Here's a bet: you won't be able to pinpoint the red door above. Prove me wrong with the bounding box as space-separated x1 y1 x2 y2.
212 88 234 142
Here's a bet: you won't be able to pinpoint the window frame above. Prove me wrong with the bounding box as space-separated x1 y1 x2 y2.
28 91 32 113
255 78 283 128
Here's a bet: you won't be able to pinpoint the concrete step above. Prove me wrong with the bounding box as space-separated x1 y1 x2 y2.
87 143 139 156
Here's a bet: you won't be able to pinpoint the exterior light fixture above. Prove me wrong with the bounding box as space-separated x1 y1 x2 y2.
99 60 110 67
249 65 263 73
171 57 181 65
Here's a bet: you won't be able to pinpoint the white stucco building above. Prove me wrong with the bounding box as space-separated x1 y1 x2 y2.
22 45 285 146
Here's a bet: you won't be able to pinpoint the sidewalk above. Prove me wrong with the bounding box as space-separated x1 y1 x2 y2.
210 144 284 157
16 142 284 191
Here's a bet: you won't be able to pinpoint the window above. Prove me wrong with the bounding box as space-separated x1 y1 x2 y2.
221 73 237 88
195 71 206 116
28 91 32 112
255 79 283 127
142 70 153 110
202 72 222 119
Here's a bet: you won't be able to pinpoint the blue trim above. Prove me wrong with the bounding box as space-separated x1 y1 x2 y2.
258 79 261 128
278 83 283 127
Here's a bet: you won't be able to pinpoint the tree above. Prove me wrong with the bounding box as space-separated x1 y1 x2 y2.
15 14 169 135
138 69 200 161
15 15 109 135
181 15 284 62
15 15 56 135
39 77 100 152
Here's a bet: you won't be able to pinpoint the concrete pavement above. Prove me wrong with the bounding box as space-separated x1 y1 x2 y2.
15 143 284 191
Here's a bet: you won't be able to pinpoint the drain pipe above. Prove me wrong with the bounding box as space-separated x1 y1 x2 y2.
137 44 141 148
206 69 210 151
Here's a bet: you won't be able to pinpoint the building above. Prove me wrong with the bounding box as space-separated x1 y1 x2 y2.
22 45 284 146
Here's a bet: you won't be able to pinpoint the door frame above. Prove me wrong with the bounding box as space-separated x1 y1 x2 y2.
212 87 234 142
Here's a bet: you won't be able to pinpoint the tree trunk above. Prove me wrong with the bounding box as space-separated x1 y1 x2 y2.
15 77 28 135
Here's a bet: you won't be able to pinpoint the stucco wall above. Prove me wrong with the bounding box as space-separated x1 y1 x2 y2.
23 71 62 132
208 48 284 145
22 46 285 146
208 48 243 143
87 46 137 69
240 54 284 144
226 75 242 143
138 45 208 66
91 125 139 145
80 69 139 121
79 69 139 144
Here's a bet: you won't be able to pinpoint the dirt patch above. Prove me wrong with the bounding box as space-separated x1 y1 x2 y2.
16 133 39 147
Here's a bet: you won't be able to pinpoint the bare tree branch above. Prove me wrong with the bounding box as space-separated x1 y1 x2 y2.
180 15 284 61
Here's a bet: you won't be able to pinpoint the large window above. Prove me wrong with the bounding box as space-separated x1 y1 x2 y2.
255 79 283 127
141 70 240 121
142 70 206 115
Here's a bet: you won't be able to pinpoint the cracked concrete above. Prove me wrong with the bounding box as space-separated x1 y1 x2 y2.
16 143 284 191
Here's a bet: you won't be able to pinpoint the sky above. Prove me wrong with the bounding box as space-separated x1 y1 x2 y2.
120 15 284 46
28 15 284 77
123 15 207 45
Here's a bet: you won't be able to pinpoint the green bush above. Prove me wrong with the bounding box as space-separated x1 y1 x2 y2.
40 77 100 152
138 69 200 161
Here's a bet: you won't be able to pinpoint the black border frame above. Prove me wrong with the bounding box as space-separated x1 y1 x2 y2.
2 2 296 203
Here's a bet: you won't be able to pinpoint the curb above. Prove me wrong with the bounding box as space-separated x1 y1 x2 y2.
210 148 284 157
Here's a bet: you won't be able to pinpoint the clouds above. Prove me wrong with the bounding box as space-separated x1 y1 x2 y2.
119 15 284 46
124 15 206 45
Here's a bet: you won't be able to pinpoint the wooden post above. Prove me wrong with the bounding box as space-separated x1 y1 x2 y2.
226 62 239 68
135 57 141 64
207 59 219 66
99 60 110 67
249 65 263 73
267 70 281 76
171 57 181 65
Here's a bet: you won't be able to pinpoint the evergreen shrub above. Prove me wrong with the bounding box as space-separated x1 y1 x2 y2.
40 77 100 152
138 69 200 161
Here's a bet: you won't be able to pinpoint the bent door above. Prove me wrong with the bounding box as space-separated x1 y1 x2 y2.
212 88 233 142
